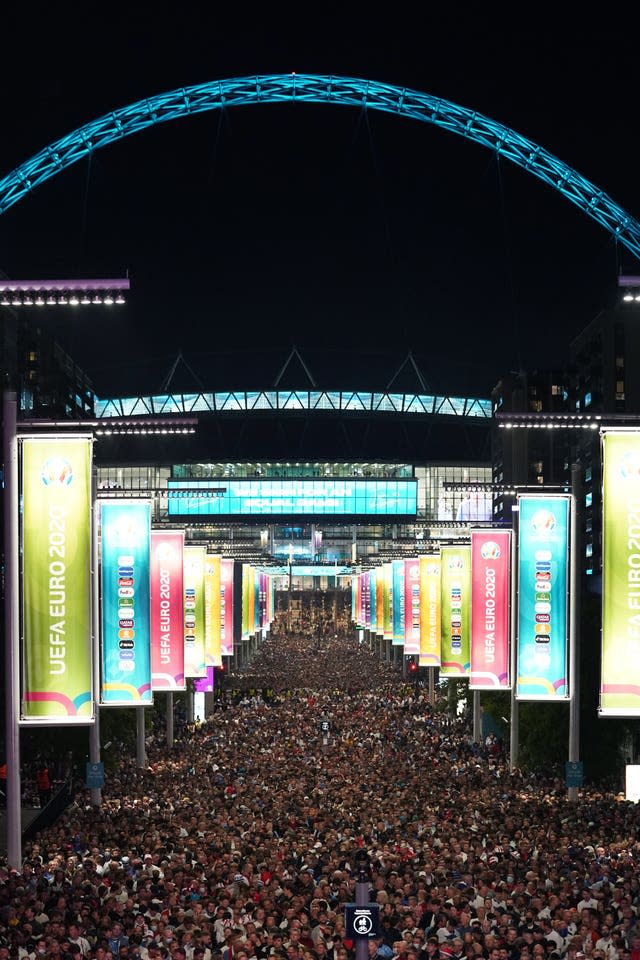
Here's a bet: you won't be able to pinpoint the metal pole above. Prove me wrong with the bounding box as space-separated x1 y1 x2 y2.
473 690 482 742
3 391 21 867
89 479 102 806
354 854 370 960
509 517 519 772
568 464 582 802
136 708 146 768
166 691 174 748
428 667 435 705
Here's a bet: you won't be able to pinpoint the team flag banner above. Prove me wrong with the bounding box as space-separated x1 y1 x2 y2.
601 431 640 715
517 495 569 700
242 563 252 638
220 558 235 656
100 500 153 705
204 554 222 667
392 559 405 645
253 567 260 633
404 559 421 655
383 564 393 640
150 530 185 690
183 545 207 677
440 546 471 676
369 570 378 632
363 571 371 630
376 568 384 636
21 437 94 723
470 530 511 689
419 556 441 667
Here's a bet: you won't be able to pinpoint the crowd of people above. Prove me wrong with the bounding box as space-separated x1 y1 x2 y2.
2 591 640 960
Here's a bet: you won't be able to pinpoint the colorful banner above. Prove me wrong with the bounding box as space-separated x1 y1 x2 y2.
220 558 234 656
470 530 511 689
392 559 405 645
100 500 152 705
440 546 471 676
376 569 384 637
184 545 207 677
150 530 185 690
363 571 371 630
383 564 393 639
601 432 640 715
369 570 377 633
419 556 441 667
204 554 222 667
404 559 421 655
517 495 569 700
21 437 93 723
242 563 251 638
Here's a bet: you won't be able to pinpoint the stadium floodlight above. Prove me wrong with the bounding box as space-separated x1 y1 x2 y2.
0 277 130 306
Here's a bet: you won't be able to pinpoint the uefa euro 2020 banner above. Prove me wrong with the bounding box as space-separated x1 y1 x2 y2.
204 554 222 667
220 558 234 657
403 559 421 655
184 546 207 677
21 437 94 723
391 559 405 645
439 546 471 676
100 500 153 706
150 530 185 690
470 530 511 690
601 431 640 716
419 555 441 667
516 495 569 700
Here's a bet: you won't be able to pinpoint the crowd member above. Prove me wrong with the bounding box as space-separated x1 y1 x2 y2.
2 602 640 960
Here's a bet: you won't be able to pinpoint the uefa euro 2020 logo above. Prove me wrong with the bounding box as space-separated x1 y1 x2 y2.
619 450 640 480
448 555 464 570
41 456 73 486
531 509 555 534
480 541 501 560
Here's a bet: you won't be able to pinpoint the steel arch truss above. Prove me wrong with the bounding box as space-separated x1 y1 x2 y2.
1 73 639 260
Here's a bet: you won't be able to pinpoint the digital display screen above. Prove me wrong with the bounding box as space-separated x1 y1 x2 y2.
167 478 418 517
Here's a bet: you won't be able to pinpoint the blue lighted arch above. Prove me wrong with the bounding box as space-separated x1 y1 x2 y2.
1 73 639 260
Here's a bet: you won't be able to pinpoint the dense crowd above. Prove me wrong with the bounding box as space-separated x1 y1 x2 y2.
2 592 640 960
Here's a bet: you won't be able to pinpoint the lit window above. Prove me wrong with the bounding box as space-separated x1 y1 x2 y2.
585 492 593 507
586 543 593 557
584 392 592 408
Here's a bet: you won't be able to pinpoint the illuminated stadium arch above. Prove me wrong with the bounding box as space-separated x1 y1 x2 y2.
0 74 640 260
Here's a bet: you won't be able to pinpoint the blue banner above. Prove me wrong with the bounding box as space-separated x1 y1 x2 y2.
517 495 569 700
100 501 153 705
392 559 405 645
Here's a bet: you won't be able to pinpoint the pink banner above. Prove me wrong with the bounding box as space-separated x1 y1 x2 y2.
220 558 234 657
404 559 421 654
150 530 186 690
470 530 511 689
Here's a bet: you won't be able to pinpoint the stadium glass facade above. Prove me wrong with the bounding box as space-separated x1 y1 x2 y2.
96 461 493 565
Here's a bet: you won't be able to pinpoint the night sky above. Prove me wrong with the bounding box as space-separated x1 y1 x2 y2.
0 11 638 400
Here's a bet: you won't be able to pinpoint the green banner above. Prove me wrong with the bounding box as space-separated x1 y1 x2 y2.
183 545 206 677
602 431 640 715
22 437 93 722
440 545 471 677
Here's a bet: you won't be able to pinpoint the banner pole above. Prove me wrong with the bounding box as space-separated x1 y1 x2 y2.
568 465 582 801
89 482 102 806
3 391 21 867
509 504 519 772
166 691 174 748
136 707 146 768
